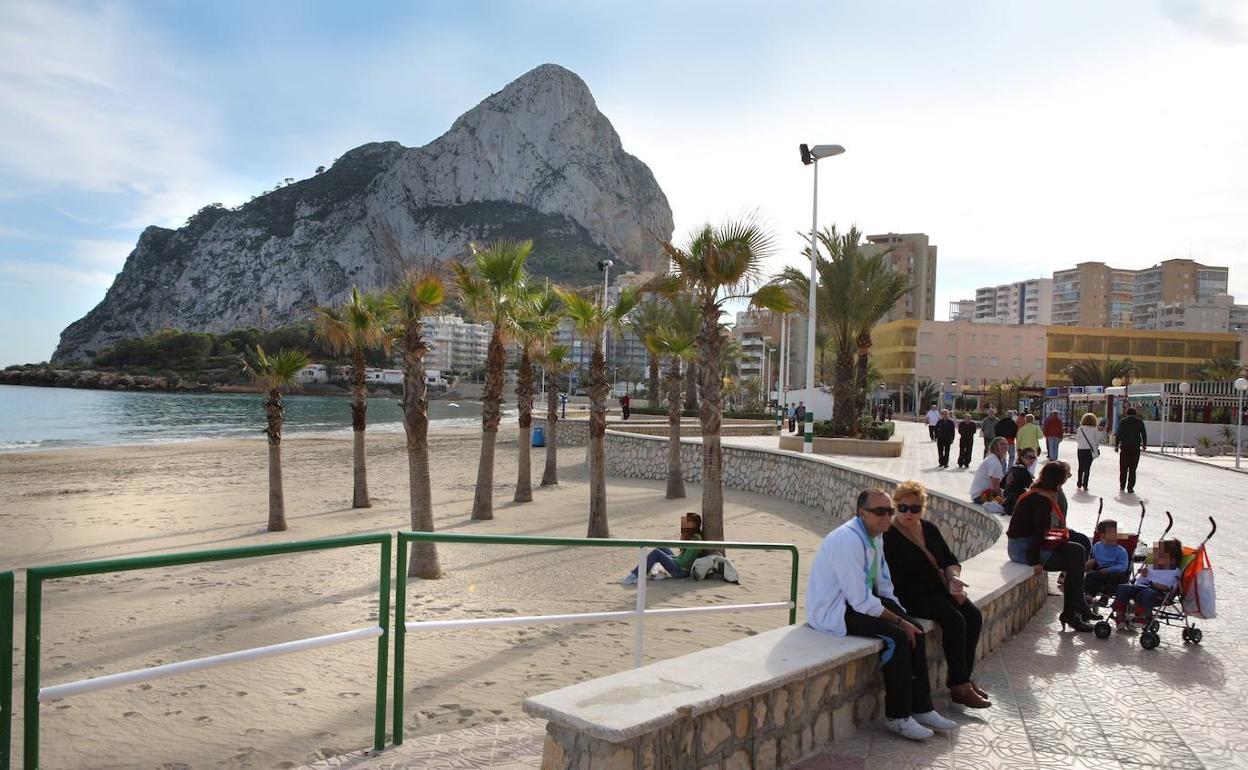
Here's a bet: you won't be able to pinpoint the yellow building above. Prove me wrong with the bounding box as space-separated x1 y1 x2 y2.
1046 326 1240 385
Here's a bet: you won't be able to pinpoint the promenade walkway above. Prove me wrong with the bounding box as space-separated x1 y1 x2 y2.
726 422 1245 770
309 422 1246 769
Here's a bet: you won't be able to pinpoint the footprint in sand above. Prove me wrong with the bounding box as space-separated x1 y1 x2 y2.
193 716 213 724
338 692 360 699
243 728 265 735
231 690 248 697
270 762 297 769
282 687 306 696
123 711 140 718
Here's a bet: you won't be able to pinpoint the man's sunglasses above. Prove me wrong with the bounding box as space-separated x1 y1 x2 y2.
896 504 924 514
863 506 895 516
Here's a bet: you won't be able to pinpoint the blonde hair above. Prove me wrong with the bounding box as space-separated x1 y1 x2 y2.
1081 412 1097 427
893 480 928 507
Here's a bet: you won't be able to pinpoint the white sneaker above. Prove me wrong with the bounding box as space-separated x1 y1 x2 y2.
620 573 637 586
912 710 957 732
884 716 933 741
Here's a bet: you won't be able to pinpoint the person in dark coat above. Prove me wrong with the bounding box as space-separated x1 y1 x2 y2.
1114 407 1148 494
934 409 956 468
956 414 978 469
994 411 1019 467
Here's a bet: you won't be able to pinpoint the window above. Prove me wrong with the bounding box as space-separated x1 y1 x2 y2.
968 356 978 365
1012 358 1022 368
919 354 933 365
919 332 933 343
1034 359 1043 370
948 334 958 344
989 357 1000 367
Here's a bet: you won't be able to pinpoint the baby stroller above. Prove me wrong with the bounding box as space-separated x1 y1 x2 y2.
1093 512 1217 649
1085 499 1147 607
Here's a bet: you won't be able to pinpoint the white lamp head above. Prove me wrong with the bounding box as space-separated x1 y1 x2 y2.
1179 381 1191 394
1235 377 1248 392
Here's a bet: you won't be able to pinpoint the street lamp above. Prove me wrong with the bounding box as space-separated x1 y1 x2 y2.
1235 377 1247 469
1178 381 1191 454
598 259 613 351
799 143 846 404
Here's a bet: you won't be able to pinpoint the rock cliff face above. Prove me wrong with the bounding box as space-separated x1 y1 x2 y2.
53 64 673 363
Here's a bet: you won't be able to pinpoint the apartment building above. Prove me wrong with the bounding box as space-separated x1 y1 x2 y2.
1051 262 1137 328
1045 326 1240 385
1133 293 1239 333
860 233 937 322
949 299 976 321
872 319 1048 392
732 308 786 384
1131 259 1228 328
972 278 1053 325
425 314 493 372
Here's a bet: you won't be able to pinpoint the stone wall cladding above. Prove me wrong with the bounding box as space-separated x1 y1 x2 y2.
539 572 1047 770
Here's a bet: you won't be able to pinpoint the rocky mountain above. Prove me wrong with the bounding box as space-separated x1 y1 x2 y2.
53 64 673 363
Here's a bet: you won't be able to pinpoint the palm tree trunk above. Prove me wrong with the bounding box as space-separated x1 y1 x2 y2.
514 349 534 503
541 367 560 486
402 321 441 579
665 357 685 499
265 390 287 531
472 328 507 520
586 344 609 538
833 349 857 436
684 359 699 412
647 354 660 407
698 306 725 542
351 349 371 508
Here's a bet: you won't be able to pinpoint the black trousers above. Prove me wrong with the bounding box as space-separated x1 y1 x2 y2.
1118 445 1141 491
843 598 933 719
1042 541 1089 613
928 425 936 440
1076 448 1094 488
906 593 982 687
937 440 952 467
1084 569 1127 598
957 438 974 468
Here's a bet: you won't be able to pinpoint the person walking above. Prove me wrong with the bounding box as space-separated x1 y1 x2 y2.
806 488 957 740
1074 412 1100 491
995 410 1020 466
1114 407 1147 494
980 407 997 456
956 413 978 469
794 401 806 434
926 404 940 441
934 409 956 468
620 393 631 420
1017 413 1043 458
1043 410 1064 459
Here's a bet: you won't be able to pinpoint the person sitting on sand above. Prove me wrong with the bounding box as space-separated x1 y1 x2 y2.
621 513 705 585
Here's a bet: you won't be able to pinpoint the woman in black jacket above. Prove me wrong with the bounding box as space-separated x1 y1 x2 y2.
956 414 978 468
883 480 991 709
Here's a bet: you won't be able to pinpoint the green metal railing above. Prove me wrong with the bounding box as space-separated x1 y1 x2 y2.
390 532 799 745
2 571 13 770
21 534 391 769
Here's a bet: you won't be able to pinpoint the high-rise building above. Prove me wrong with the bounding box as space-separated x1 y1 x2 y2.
949 299 976 321
1051 262 1136 328
731 308 786 385
425 315 493 372
1131 259 1229 328
860 233 937 322
972 278 1053 325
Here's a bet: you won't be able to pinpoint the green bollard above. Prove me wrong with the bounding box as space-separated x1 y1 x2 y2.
804 412 814 453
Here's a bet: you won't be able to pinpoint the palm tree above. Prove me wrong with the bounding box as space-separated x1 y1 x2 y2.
314 286 392 508
556 285 641 537
1194 356 1243 381
775 226 911 436
1066 358 1135 388
646 297 700 498
512 284 561 503
915 378 940 412
631 299 669 404
452 240 531 521
390 270 446 578
538 343 575 486
655 217 795 541
243 346 310 532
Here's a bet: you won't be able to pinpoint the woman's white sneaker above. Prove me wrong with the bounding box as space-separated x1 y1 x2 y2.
885 716 933 740
913 710 957 731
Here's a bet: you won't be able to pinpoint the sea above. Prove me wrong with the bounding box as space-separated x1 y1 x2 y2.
0 384 488 452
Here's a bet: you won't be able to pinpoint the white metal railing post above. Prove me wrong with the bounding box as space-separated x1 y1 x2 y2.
634 547 647 668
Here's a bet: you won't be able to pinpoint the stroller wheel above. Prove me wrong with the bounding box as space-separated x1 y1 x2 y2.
1181 627 1191 642
1094 621 1112 639
1188 627 1202 645
1146 620 1160 633
1140 631 1160 650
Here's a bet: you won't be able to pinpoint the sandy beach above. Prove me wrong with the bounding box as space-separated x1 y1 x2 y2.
0 426 828 769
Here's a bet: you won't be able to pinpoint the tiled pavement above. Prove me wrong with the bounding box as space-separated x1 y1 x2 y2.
312 423 1248 769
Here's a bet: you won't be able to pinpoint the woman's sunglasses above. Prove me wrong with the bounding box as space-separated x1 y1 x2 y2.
896 504 924 514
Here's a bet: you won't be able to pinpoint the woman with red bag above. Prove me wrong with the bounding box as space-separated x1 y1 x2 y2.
1006 460 1098 632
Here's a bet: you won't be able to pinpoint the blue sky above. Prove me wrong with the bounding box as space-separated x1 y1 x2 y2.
1 0 1246 365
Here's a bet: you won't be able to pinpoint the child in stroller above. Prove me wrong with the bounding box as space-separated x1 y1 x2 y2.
1084 519 1130 607
1111 539 1183 629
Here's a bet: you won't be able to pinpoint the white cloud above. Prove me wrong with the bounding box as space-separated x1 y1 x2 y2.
0 260 115 288
0 1 226 222
69 239 134 270
1160 0 1248 44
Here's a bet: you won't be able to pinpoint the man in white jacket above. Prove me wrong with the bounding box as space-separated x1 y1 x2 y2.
806 488 957 740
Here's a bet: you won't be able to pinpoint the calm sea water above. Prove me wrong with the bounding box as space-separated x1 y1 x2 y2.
0 384 487 452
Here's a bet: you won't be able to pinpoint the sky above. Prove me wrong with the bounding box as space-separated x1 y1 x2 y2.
1 0 1246 366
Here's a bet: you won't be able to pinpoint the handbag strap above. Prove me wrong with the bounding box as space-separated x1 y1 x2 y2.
896 523 944 576
1019 490 1066 528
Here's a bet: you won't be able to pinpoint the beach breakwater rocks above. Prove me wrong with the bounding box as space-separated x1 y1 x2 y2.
0 366 215 392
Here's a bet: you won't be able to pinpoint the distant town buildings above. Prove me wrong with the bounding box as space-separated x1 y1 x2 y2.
860 233 938 322
973 278 1053 325
425 314 493 372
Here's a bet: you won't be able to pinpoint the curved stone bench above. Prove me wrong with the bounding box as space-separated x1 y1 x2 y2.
524 427 1047 769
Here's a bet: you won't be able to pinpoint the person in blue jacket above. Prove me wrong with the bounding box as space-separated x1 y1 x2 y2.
1084 518 1130 602
806 488 957 741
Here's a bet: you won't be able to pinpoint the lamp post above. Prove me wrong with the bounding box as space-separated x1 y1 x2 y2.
1178 381 1190 454
1235 377 1247 469
799 143 846 419
938 381 946 412
598 259 613 352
